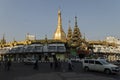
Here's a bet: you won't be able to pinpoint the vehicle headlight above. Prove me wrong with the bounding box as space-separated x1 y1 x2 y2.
111 67 116 70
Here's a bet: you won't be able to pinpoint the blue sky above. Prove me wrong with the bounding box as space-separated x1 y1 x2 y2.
0 0 120 42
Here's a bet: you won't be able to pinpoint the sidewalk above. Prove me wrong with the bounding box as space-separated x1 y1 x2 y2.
15 72 115 80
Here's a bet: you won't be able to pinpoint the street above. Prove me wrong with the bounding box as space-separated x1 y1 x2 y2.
0 62 120 80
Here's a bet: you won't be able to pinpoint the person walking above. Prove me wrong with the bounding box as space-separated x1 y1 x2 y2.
0 60 1 71
50 58 53 69
0 60 4 71
4 59 8 71
33 60 39 70
68 58 73 71
58 58 61 71
7 59 12 71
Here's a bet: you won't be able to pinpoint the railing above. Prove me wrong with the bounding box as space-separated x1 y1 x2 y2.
0 43 66 54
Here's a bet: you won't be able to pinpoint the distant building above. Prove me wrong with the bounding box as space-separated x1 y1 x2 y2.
105 36 120 45
26 33 36 40
89 37 120 61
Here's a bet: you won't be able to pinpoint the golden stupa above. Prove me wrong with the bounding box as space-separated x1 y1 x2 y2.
53 9 66 41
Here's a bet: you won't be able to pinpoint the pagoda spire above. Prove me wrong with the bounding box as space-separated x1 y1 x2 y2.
13 37 16 42
67 20 72 41
75 16 78 27
45 34 48 43
72 16 82 47
68 20 71 28
1 34 6 44
67 20 72 46
57 8 62 29
53 9 66 41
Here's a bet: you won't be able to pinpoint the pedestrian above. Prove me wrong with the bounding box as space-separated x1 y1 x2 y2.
54 59 59 70
0 60 1 71
33 60 39 70
0 60 1 66
58 58 61 71
50 58 53 69
68 58 73 71
4 59 8 71
7 59 12 71
0 60 4 71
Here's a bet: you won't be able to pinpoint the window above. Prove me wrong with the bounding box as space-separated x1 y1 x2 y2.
34 46 42 52
35 46 42 50
48 46 56 51
95 61 102 65
89 60 94 64
49 46 56 49
84 60 88 63
57 46 65 52
57 46 64 50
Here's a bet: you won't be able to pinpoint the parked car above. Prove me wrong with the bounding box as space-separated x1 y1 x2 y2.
70 56 81 62
23 58 36 64
113 60 120 65
97 57 107 62
82 59 120 74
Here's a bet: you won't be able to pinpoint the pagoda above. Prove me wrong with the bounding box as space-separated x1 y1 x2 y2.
53 9 66 41
71 16 82 47
67 21 72 47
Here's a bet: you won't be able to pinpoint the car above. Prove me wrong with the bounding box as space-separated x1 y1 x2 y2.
113 60 120 65
23 58 36 64
82 59 120 74
70 56 81 62
70 58 81 62
97 57 107 62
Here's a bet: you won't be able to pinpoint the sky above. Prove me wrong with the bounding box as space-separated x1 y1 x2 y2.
0 0 120 42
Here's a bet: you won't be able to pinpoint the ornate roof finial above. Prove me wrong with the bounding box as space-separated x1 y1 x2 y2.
1 34 6 44
26 33 30 40
68 20 71 27
58 7 61 14
75 16 78 27
69 20 71 24
45 34 48 43
83 33 86 40
45 35 47 39
13 37 16 42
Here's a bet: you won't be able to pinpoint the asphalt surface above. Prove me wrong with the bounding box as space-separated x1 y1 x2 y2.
0 62 120 80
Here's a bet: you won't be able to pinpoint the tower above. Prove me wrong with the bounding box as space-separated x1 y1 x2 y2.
67 21 72 46
0 34 6 44
53 9 66 41
67 21 72 41
72 16 82 47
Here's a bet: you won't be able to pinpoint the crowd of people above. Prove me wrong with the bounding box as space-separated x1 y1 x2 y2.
32 57 74 72
0 59 12 71
0 57 74 72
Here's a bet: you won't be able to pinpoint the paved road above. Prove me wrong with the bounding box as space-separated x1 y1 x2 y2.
0 62 120 80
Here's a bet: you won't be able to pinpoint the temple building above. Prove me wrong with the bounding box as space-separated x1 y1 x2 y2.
53 9 66 41
0 9 89 61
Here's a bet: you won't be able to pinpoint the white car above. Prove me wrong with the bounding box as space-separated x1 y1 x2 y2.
82 59 120 74
97 57 107 62
70 56 81 62
70 58 81 62
24 58 36 64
